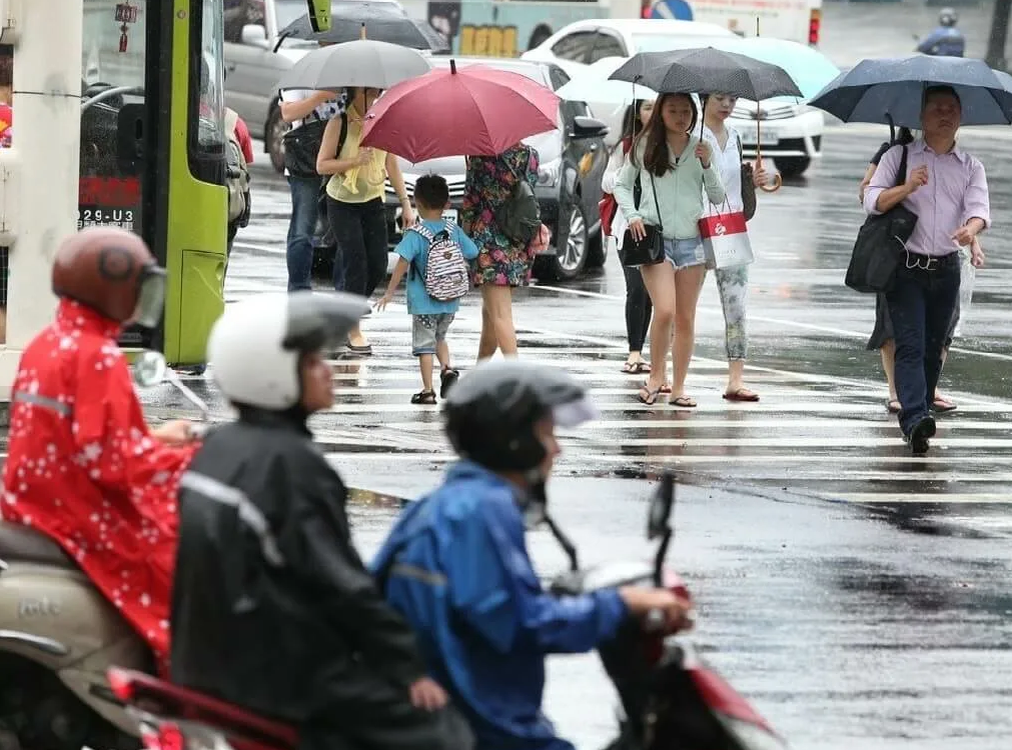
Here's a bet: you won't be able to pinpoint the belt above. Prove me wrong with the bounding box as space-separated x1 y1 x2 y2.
903 250 959 272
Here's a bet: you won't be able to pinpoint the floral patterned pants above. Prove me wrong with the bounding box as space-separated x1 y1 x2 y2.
713 263 749 361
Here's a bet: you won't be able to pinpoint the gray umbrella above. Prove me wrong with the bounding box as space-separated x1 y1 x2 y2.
610 47 802 101
278 38 431 92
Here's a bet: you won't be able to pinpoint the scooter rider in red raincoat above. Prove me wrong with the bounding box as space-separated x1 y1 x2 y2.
1 227 199 672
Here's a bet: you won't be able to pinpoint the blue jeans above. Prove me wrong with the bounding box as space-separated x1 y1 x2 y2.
885 255 961 435
286 175 322 291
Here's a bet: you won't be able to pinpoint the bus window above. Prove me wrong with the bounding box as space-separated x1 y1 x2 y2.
79 0 147 236
191 0 226 183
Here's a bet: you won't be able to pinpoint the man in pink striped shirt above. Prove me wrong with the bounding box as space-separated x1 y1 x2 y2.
864 85 990 455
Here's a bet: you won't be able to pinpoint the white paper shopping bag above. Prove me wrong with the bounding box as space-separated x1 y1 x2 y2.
698 211 754 270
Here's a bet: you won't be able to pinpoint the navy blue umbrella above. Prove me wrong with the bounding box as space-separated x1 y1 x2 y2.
809 54 1012 127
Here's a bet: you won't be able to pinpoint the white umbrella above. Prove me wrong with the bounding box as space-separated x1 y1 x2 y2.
278 38 431 92
556 56 657 107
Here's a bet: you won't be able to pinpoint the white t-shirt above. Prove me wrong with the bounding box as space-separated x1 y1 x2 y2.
279 89 346 176
701 124 744 214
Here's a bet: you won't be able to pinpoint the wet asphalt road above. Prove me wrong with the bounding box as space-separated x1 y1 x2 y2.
135 118 1012 750
139 7 1012 744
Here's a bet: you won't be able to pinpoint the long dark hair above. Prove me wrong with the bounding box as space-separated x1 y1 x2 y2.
621 98 650 141
633 93 698 177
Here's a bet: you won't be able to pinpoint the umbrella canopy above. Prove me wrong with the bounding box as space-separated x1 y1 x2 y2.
609 47 803 101
411 19 451 54
278 38 431 92
360 59 559 162
809 54 1012 127
557 56 658 106
274 3 436 50
684 36 840 100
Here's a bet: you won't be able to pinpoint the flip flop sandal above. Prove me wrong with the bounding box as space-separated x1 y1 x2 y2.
723 388 759 402
644 380 672 394
347 343 373 355
410 390 437 405
886 399 902 414
930 397 957 413
670 395 697 408
440 368 460 399
638 386 663 405
622 361 650 374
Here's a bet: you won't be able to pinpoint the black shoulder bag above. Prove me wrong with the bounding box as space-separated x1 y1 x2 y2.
845 145 917 294
314 114 349 250
618 168 665 267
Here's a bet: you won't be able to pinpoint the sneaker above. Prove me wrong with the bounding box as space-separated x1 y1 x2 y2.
440 368 460 399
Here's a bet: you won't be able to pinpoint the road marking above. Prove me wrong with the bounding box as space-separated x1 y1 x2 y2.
833 493 1012 504
219 284 1012 521
529 282 1012 366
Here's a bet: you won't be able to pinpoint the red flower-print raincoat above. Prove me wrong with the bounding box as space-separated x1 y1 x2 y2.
2 299 197 672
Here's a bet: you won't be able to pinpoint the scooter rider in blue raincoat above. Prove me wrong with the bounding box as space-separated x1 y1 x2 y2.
371 360 692 750
917 7 965 57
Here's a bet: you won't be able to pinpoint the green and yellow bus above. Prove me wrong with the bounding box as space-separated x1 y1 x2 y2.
79 0 330 364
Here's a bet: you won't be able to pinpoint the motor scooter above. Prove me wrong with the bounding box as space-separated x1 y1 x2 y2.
0 352 206 750
105 474 788 750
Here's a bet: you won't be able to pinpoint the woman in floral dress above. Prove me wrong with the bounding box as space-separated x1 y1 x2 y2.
461 141 539 361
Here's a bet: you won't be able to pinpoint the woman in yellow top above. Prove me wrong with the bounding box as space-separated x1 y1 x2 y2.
318 86 413 354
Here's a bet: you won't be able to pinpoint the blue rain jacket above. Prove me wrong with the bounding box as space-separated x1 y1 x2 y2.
371 461 628 750
917 26 965 57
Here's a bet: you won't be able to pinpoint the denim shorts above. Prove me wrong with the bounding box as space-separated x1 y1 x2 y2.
412 313 455 356
664 237 704 270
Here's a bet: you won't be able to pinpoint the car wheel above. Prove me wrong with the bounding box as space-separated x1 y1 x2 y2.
549 203 589 281
773 156 811 178
266 106 288 174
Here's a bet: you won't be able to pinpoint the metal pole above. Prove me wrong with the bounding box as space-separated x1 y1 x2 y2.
0 0 84 394
986 0 1012 71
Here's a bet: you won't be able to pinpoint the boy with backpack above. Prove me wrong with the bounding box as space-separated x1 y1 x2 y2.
376 175 479 405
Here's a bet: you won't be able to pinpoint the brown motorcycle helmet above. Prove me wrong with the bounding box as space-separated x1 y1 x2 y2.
51 227 167 328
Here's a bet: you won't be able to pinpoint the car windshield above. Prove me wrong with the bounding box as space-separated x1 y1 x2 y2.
275 0 320 46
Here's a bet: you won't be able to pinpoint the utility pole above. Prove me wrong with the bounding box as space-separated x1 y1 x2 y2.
986 0 1012 70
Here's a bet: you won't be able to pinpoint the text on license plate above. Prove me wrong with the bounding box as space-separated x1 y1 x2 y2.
740 130 779 146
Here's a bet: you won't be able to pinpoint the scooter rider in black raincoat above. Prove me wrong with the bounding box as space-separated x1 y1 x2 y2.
169 291 473 750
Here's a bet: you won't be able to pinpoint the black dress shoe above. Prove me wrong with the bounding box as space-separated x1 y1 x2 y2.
908 415 937 455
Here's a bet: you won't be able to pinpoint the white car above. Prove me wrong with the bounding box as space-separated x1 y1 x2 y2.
522 18 823 177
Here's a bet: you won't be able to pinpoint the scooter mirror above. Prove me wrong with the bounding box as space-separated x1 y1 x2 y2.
133 350 168 387
646 473 674 540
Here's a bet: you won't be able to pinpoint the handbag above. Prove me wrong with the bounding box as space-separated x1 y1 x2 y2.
282 117 327 178
845 145 917 294
699 202 754 269
599 193 617 237
618 170 665 267
736 132 757 222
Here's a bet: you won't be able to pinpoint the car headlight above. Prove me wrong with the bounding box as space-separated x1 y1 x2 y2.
538 158 561 187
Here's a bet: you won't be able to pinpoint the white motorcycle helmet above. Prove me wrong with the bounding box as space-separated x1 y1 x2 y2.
207 291 371 410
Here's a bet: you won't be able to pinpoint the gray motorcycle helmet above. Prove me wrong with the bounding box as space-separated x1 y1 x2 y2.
443 360 597 473
939 7 957 26
209 291 370 411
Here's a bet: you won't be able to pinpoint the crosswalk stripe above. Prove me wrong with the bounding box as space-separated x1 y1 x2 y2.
215 286 1012 523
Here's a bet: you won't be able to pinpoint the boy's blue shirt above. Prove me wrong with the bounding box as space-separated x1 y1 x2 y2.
395 219 479 315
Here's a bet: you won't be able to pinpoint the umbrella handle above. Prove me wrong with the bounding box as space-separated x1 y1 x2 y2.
754 16 781 193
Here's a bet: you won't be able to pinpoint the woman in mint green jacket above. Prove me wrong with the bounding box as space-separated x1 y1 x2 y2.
614 93 725 407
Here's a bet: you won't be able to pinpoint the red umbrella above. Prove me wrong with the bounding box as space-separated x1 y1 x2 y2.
360 59 559 162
